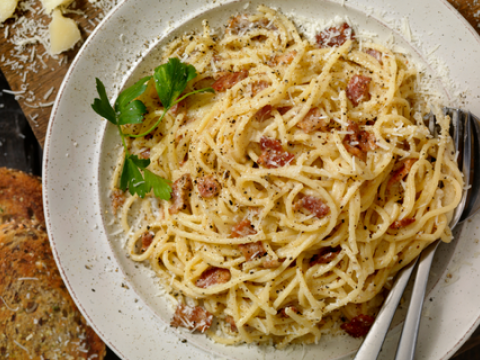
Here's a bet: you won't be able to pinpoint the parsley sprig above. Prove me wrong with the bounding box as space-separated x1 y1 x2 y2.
91 58 214 199
130 58 214 138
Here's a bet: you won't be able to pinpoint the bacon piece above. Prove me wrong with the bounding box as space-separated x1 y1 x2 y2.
366 49 383 64
251 81 269 97
212 71 248 91
170 98 187 116
257 137 295 169
343 143 365 162
277 106 292 115
310 246 341 266
171 304 213 332
387 159 417 188
269 50 297 66
141 232 153 253
232 219 257 238
262 258 284 269
356 128 377 153
144 133 154 140
341 314 375 338
238 241 265 261
254 105 273 122
225 316 238 332
296 108 329 134
279 306 299 318
111 189 125 215
139 149 150 159
232 219 256 238
316 23 355 47
343 121 377 162
196 267 231 288
347 75 372 107
169 174 193 215
197 175 221 198
295 195 330 218
390 218 415 229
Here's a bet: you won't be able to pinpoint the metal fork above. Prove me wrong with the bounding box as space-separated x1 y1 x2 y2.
354 108 480 360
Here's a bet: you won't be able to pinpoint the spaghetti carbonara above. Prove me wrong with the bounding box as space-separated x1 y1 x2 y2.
110 6 463 347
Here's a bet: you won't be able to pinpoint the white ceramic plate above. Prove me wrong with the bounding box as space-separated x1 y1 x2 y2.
43 0 480 359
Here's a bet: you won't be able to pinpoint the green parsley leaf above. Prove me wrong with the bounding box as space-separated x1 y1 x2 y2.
144 169 172 200
120 154 150 198
115 76 151 112
153 58 198 109
91 78 117 124
116 76 151 125
120 154 172 199
92 59 208 201
118 100 147 125
129 154 150 168
186 64 197 82
92 77 151 126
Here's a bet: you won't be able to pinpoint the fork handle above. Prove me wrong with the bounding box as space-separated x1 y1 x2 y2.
354 258 418 360
394 241 440 360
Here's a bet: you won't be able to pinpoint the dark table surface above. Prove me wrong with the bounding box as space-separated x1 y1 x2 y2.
1 69 479 359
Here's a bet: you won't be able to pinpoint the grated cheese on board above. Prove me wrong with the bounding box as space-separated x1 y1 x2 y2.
1 0 119 110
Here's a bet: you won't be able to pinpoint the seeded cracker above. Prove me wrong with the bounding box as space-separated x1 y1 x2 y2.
0 169 106 359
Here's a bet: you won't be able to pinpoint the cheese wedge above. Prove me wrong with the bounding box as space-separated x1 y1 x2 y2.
40 0 74 14
0 0 19 23
49 9 81 55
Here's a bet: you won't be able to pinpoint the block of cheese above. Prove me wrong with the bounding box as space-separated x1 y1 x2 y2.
40 0 74 14
0 0 19 23
49 9 81 55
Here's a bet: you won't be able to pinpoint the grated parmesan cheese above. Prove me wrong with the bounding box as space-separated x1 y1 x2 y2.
401 17 412 42
43 86 55 100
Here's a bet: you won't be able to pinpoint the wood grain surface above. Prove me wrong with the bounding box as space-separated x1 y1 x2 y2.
2 0 480 358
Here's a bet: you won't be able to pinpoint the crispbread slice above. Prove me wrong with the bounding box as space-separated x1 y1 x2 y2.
0 222 106 359
0 168 44 224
